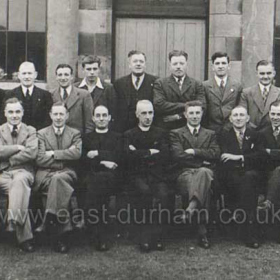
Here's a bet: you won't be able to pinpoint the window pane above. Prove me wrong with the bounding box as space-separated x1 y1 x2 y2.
28 0 46 32
0 0 7 30
7 32 26 78
9 0 27 32
27 32 46 80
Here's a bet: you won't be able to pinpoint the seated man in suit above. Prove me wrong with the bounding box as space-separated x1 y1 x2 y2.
74 55 116 124
52 64 94 135
0 61 53 130
239 60 280 130
203 52 242 135
83 105 122 251
124 100 170 252
113 50 158 132
154 50 206 130
34 102 82 253
0 97 38 252
219 106 262 248
170 100 220 248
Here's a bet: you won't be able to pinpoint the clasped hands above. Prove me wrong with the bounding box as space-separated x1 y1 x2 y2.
221 153 244 162
129 145 159 155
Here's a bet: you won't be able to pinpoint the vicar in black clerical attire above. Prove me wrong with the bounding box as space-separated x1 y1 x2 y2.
82 105 122 252
124 100 170 253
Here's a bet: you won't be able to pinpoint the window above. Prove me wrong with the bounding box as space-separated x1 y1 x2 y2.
275 0 280 86
0 0 47 81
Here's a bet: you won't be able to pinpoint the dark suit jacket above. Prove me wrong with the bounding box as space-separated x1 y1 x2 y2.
0 88 5 109
51 86 95 135
124 125 169 180
34 125 82 189
1 86 53 130
0 122 38 173
203 77 242 133
113 73 158 132
239 84 280 130
153 75 206 130
74 79 116 122
169 126 220 179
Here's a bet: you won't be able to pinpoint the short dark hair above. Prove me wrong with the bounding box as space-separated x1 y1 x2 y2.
185 100 203 112
211 52 230 63
50 101 68 112
4 97 24 111
55 64 73 75
230 105 248 115
270 100 280 110
128 50 146 60
81 55 101 68
168 50 188 62
256 60 274 71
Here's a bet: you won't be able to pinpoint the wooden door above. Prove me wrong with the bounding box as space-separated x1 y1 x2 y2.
115 18 206 80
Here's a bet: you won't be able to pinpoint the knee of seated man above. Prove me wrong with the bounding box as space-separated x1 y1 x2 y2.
198 167 213 176
13 171 33 186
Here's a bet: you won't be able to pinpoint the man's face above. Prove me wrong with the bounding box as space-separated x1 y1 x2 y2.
184 106 203 127
257 64 275 86
18 64 37 88
5 102 24 126
212 57 230 78
0 68 5 80
170 55 188 78
230 107 249 129
136 103 154 127
56 67 74 88
50 105 69 128
83 63 100 83
93 106 111 129
269 105 280 127
128 54 146 76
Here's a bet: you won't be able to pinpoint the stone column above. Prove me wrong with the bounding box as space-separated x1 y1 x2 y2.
46 0 79 89
242 0 276 87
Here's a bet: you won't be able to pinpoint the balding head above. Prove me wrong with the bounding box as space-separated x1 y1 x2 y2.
18 61 37 87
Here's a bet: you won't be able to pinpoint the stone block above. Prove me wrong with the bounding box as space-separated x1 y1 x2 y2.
226 37 242 61
209 37 226 59
96 0 112 9
210 14 241 37
227 0 242 14
78 32 95 55
94 33 112 56
210 0 227 14
79 0 96 10
229 61 242 84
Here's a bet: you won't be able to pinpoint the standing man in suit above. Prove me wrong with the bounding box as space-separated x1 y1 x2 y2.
170 100 220 248
0 98 38 252
154 50 206 130
52 64 94 135
83 105 122 251
124 100 170 252
219 106 261 248
239 60 280 130
74 55 116 124
113 50 158 132
34 102 82 253
0 61 53 130
203 52 242 134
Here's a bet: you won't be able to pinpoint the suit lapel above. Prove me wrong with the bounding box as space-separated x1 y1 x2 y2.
16 123 29 144
208 78 223 101
52 89 62 103
182 127 196 148
92 87 103 106
168 76 182 97
222 78 236 102
181 76 192 96
61 126 72 149
252 85 265 113
45 126 58 150
31 86 42 114
263 85 280 117
66 87 80 110
196 128 210 148
0 123 13 144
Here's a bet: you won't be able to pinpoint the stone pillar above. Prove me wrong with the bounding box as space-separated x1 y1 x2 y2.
46 0 79 89
242 0 276 87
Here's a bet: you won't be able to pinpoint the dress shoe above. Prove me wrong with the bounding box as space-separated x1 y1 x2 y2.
154 241 165 251
198 235 210 249
53 240 69 254
96 242 109 252
19 240 35 253
139 242 151 253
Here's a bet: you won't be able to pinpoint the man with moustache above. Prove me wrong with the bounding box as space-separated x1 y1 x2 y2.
154 50 206 130
239 60 280 130
203 52 242 134
1 61 53 130
113 50 158 132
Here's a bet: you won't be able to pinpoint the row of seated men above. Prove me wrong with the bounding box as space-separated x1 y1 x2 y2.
2 93 280 255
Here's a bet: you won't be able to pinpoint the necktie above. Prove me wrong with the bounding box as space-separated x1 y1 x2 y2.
25 89 31 101
193 128 199 137
56 128 62 149
177 77 182 91
11 125 18 138
63 89 68 100
237 131 244 149
274 126 280 140
262 87 268 102
220 79 225 89
135 76 140 90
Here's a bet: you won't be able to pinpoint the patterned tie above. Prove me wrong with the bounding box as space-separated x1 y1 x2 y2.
56 128 62 149
193 128 199 137
63 88 68 100
274 126 280 140
262 87 268 102
237 131 244 149
11 125 18 138
220 79 225 96
135 76 140 90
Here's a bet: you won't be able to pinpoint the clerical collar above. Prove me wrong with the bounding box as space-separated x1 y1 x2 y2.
95 128 109 134
21 85 34 96
79 77 104 90
173 75 186 83
8 123 21 132
259 83 271 93
215 75 228 87
138 125 150 132
187 124 200 134
53 126 65 134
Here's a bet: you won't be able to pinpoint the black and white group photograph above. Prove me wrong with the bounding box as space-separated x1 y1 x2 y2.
0 0 280 279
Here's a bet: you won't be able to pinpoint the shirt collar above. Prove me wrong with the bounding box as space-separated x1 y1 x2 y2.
233 127 246 135
132 74 145 85
8 123 21 132
259 83 271 92
95 128 109 134
78 77 104 90
173 75 185 83
215 75 227 87
187 124 200 134
60 85 72 97
21 85 34 96
53 125 65 134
